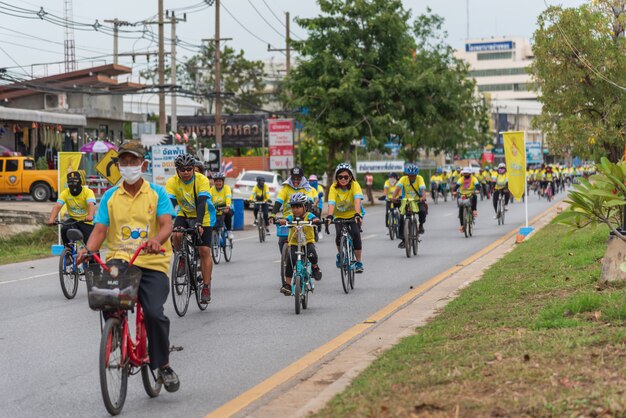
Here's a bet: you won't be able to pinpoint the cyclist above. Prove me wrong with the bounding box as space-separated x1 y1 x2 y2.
383 172 399 228
209 172 234 240
277 192 323 295
492 163 509 218
392 163 428 249
270 166 313 253
47 171 97 247
166 153 216 303
476 168 489 199
78 140 180 392
455 167 480 233
542 165 556 197
308 174 324 239
326 162 365 273
250 175 271 234
430 168 443 202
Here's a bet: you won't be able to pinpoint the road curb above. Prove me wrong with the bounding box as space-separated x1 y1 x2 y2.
207 202 563 418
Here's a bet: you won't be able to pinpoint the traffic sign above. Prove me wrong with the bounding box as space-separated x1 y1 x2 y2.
96 149 121 185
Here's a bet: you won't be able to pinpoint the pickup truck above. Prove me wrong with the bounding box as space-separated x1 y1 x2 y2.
0 156 58 201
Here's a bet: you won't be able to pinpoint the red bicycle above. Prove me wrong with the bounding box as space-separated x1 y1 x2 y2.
85 244 163 416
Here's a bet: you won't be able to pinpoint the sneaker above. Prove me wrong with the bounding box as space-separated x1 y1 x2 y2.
158 366 180 393
398 241 405 249
493 215 498 219
176 258 185 276
253 219 258 225
318 232 323 241
312 266 322 281
227 231 234 240
335 254 341 269
458 226 464 233
280 283 292 296
472 211 478 218
419 224 425 234
354 261 364 273
265 227 270 233
201 284 211 303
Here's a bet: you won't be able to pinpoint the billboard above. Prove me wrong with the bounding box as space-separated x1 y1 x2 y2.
526 142 543 164
269 119 294 170
356 160 405 173
177 114 266 148
152 145 187 186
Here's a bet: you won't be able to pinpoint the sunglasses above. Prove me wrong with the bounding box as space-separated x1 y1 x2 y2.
178 167 194 172
337 175 350 180
291 204 304 208
292 176 302 181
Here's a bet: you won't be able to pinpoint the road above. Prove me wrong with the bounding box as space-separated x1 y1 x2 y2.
1 192 559 418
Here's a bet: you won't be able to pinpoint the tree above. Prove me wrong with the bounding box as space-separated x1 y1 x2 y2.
531 2 626 162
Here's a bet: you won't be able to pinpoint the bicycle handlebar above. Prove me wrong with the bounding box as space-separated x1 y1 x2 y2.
87 243 166 272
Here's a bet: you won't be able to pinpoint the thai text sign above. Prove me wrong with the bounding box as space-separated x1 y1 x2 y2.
269 119 294 170
152 145 186 186
356 160 405 173
177 114 266 148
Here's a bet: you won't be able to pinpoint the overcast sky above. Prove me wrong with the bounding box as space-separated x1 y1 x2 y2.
0 0 586 81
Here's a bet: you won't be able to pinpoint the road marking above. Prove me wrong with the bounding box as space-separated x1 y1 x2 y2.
205 203 558 418
0 272 56 285
362 234 377 241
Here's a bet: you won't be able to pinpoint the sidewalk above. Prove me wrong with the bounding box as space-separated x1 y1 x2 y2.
230 204 562 418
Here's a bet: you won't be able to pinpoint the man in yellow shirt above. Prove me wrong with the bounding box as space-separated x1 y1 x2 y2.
430 168 443 202
383 172 399 228
455 167 480 233
78 140 180 393
492 163 509 219
47 171 97 246
250 175 271 233
392 163 428 249
209 172 234 240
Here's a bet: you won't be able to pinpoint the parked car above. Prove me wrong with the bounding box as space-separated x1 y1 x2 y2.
0 156 58 201
232 170 284 208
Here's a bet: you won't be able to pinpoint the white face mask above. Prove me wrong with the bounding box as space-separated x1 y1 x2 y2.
389 178 397 186
119 165 143 185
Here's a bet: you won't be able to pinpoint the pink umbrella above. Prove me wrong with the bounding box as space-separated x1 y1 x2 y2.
79 140 118 153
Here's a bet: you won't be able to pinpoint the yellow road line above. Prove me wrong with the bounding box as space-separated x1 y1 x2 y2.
205 204 557 418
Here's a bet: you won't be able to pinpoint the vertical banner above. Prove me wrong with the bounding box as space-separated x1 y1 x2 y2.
269 119 294 170
152 145 187 186
58 152 84 192
502 131 526 200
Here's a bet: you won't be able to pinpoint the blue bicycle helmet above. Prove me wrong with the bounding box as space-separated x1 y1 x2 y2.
436 167 443 174
404 163 419 175
388 172 398 178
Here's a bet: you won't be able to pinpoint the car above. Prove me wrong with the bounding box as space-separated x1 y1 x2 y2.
232 170 284 208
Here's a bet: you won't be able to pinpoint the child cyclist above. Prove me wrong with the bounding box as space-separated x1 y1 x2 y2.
326 162 365 273
278 192 322 295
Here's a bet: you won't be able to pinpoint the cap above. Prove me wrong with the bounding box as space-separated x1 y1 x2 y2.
117 140 145 158
461 167 472 174
291 167 303 177
67 171 82 183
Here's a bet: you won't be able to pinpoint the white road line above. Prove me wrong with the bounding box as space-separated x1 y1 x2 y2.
0 272 56 285
362 234 377 240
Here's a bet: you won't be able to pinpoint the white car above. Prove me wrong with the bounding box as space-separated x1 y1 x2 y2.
232 170 284 208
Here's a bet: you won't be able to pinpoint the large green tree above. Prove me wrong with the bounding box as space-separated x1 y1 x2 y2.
532 1 626 162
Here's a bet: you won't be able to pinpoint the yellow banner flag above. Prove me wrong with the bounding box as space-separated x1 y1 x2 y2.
58 152 85 192
502 131 526 200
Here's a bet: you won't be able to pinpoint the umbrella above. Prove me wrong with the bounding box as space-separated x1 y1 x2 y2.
79 140 117 153
0 144 19 156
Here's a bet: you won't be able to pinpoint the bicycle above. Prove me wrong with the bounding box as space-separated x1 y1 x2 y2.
496 191 506 225
171 226 207 317
52 220 86 299
386 202 400 241
458 195 475 238
431 183 439 204
326 218 356 294
545 181 554 202
253 201 269 243
211 213 233 264
282 219 317 314
84 244 166 416
400 197 420 258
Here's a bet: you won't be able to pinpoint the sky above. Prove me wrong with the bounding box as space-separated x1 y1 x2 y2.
0 0 587 81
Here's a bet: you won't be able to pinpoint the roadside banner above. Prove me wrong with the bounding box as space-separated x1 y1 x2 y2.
526 141 543 164
269 119 294 170
58 152 85 192
152 145 186 186
502 131 526 200
355 160 405 173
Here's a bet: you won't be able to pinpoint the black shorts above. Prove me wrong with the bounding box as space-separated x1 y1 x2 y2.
174 216 212 247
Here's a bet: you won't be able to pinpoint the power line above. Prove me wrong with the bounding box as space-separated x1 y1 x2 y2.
221 1 285 55
261 0 303 41
0 45 30 76
246 0 285 39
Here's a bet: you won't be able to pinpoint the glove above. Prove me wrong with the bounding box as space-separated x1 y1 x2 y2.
325 215 334 224
354 214 362 224
269 213 276 224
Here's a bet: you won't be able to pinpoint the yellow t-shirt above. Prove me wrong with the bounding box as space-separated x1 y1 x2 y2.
249 184 270 203
166 173 215 227
57 186 96 224
397 175 426 199
286 212 317 245
456 176 480 197
430 175 443 184
275 183 314 217
494 173 508 190
209 185 233 211
95 181 176 274
327 181 364 219
383 179 398 199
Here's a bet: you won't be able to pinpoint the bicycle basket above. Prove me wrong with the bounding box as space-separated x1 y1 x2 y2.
85 259 142 311
276 225 289 238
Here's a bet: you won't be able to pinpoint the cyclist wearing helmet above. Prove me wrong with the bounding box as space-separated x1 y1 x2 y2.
455 167 480 232
194 159 205 175
430 168 444 202
209 172 234 240
166 154 216 303
383 172 399 227
250 176 271 233
308 174 324 239
492 163 509 218
392 163 428 248
277 192 323 295
326 162 365 273
270 166 314 253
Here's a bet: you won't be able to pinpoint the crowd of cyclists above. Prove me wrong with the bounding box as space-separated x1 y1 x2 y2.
45 138 596 398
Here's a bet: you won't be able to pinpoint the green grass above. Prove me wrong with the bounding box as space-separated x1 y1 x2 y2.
0 226 58 265
313 223 626 417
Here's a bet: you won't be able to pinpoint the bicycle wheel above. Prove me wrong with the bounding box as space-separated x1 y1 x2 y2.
467 209 474 237
99 318 128 416
410 216 418 256
463 207 469 238
224 237 233 262
59 248 78 299
339 236 350 294
171 253 190 317
280 244 289 286
257 212 265 243
404 218 411 258
294 274 302 314
211 231 221 264
141 363 162 398
302 275 309 309
501 197 506 225
388 211 395 240
194 270 208 311
348 242 355 290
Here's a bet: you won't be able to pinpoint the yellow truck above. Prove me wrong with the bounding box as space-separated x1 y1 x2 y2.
0 156 58 201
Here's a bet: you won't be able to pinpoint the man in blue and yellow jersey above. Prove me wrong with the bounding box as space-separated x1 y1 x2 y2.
430 167 443 202
47 171 96 246
392 163 428 249
167 153 216 304
456 167 481 233
308 174 324 239
250 175 271 233
209 171 234 240
383 172 399 227
78 140 180 393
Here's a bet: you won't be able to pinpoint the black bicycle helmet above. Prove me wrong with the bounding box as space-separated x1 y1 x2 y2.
212 172 226 180
256 176 265 183
175 154 195 169
194 159 205 171
289 192 308 205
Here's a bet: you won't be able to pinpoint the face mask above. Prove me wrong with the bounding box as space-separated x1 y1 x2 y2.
68 183 82 196
389 178 397 186
119 165 143 185
498 169 505 174
463 175 471 179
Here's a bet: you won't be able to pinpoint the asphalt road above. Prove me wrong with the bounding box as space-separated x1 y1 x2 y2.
0 191 560 418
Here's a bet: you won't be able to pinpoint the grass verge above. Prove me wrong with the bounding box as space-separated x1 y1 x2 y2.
0 226 58 265
314 223 626 417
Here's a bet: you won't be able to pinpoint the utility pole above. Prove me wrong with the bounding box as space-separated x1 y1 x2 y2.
166 11 187 134
268 12 292 76
104 19 132 65
214 0 222 148
158 0 166 134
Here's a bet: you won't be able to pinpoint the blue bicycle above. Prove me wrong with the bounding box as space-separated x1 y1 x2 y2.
211 213 233 264
52 220 85 299
283 219 316 314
